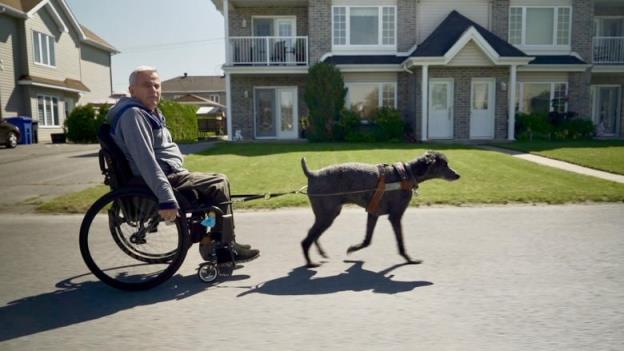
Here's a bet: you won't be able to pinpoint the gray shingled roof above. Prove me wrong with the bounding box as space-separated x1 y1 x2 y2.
162 75 225 93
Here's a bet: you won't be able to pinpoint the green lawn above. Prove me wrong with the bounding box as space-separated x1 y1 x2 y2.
37 142 624 213
499 140 624 175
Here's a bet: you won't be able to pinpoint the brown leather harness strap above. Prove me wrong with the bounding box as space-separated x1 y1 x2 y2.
366 164 386 214
366 163 415 214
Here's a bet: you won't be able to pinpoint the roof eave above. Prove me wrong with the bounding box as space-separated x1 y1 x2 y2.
0 5 28 18
519 64 591 72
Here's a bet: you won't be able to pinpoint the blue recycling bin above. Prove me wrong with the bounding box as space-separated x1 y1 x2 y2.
6 116 33 144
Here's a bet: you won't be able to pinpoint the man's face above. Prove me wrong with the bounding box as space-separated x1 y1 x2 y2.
129 71 161 111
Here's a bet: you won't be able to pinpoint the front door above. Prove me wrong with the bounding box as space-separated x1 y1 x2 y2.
255 87 298 139
470 78 495 139
428 79 454 139
592 85 621 136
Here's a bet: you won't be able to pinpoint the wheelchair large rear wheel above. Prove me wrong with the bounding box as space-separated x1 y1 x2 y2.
79 187 189 291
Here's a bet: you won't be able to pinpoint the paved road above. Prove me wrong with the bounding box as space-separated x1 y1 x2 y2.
0 205 622 350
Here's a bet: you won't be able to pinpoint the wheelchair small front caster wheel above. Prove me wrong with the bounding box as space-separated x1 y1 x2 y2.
198 262 218 283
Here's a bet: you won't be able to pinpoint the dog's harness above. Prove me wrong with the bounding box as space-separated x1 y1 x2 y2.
366 162 416 214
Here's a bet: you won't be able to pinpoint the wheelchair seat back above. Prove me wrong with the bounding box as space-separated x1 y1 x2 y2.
98 123 135 190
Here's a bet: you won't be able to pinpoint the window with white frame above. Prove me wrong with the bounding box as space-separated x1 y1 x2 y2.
38 95 60 126
509 7 571 47
332 6 396 47
33 31 56 67
346 82 396 119
209 94 220 103
516 82 568 114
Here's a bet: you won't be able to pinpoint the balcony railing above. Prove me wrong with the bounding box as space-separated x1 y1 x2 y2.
228 36 308 66
593 37 624 64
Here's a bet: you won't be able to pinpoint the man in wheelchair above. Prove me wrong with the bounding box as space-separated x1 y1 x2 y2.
106 65 259 264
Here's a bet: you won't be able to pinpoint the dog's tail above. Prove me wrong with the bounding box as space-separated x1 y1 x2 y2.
301 157 314 178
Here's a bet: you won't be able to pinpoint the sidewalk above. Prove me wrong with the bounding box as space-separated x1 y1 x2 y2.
477 145 624 184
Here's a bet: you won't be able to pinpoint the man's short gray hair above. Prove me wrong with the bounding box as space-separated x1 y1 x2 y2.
129 66 158 86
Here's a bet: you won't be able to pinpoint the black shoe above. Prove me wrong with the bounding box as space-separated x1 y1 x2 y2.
233 241 252 250
233 245 260 263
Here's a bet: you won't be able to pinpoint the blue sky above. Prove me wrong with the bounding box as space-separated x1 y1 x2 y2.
65 0 226 93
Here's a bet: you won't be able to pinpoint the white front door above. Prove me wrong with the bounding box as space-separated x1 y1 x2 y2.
255 87 298 139
592 85 621 136
428 79 454 139
470 78 496 139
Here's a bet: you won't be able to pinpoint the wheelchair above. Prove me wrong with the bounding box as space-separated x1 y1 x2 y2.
79 124 236 291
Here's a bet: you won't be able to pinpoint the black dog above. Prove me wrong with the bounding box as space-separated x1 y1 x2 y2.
300 151 460 267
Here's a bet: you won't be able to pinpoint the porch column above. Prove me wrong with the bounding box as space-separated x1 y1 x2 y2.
421 64 429 141
508 64 517 140
223 0 230 65
224 0 232 141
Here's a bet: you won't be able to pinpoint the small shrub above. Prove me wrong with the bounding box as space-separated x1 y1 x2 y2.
553 118 594 140
374 107 404 142
303 63 347 142
515 113 552 141
158 100 198 143
334 109 361 141
65 104 107 143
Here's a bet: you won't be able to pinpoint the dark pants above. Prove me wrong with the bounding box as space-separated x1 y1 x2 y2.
168 171 234 241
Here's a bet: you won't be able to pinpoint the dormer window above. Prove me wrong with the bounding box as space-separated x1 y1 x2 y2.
332 6 396 48
33 31 56 67
509 7 571 48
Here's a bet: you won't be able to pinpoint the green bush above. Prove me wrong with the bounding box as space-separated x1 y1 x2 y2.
516 112 595 141
374 107 404 142
303 63 347 141
553 118 594 140
158 100 198 143
334 109 361 141
65 104 108 143
515 113 553 141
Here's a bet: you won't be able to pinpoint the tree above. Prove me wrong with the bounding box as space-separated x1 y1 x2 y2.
303 63 347 141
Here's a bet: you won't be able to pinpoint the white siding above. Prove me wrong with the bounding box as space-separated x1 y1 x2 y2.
447 40 494 66
510 0 571 6
333 0 396 5
342 72 398 82
518 72 568 82
0 14 26 117
79 44 112 105
418 0 490 43
25 5 81 82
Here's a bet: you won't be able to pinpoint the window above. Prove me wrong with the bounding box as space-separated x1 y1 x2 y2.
332 6 396 47
33 31 56 66
346 82 396 119
38 96 60 126
509 7 571 47
209 94 220 103
516 82 568 114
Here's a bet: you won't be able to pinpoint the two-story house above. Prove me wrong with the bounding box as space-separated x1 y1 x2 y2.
0 0 118 143
213 0 623 141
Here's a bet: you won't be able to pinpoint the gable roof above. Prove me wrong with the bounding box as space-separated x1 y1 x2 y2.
162 75 225 93
0 0 118 53
410 10 526 58
173 94 226 108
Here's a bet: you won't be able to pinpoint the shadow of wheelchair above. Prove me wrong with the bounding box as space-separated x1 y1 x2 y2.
0 270 249 342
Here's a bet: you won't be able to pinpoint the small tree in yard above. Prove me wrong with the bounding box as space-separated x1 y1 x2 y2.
303 63 347 141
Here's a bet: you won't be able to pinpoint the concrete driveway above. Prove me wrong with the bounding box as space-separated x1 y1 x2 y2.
0 142 215 213
0 143 102 212
0 205 622 350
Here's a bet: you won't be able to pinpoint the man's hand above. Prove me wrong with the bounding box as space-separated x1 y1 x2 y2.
159 208 178 223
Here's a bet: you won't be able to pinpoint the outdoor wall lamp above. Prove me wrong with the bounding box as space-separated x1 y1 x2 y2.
242 19 247 28
500 80 507 91
244 90 249 98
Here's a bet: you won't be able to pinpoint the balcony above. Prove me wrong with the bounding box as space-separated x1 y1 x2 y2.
593 37 624 64
227 36 308 66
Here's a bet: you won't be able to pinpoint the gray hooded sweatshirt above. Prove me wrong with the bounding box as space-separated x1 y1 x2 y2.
107 97 185 209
